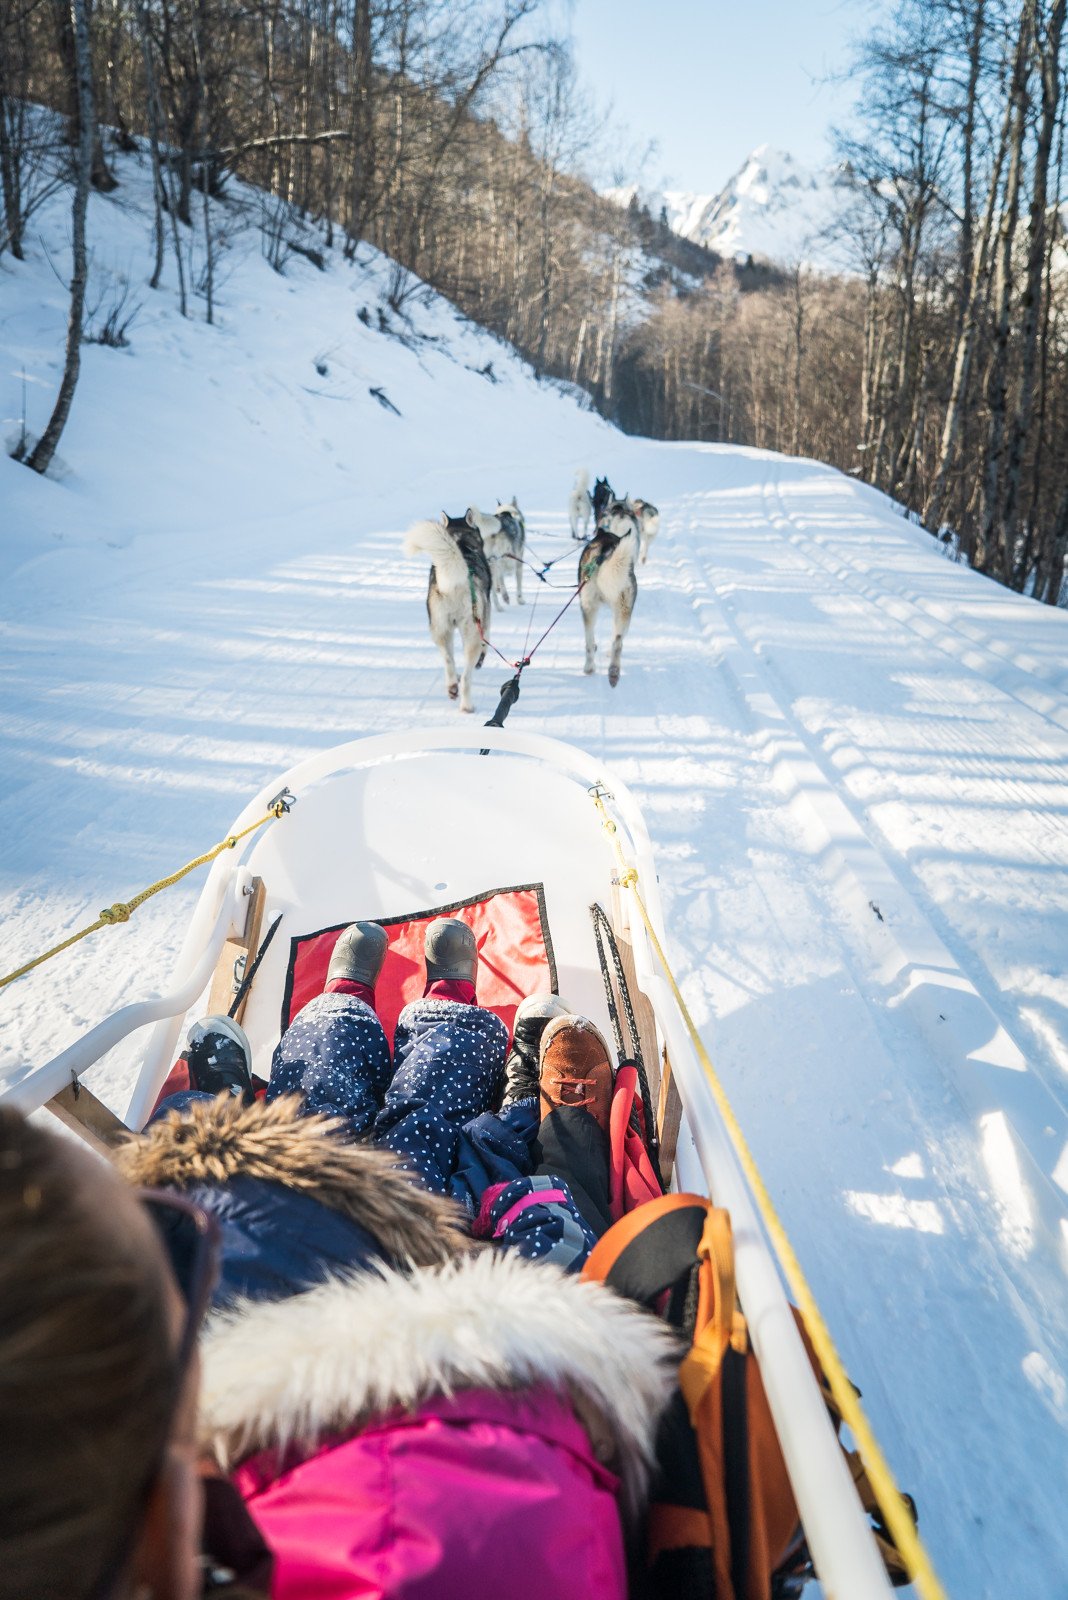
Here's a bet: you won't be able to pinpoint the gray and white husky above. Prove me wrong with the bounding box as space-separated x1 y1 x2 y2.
629 497 660 564
577 497 639 687
465 503 524 608
405 513 492 712
568 468 591 540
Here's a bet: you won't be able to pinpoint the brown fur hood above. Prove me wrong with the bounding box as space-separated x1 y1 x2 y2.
113 1093 469 1269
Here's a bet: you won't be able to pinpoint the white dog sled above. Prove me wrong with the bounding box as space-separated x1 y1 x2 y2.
2 727 922 1600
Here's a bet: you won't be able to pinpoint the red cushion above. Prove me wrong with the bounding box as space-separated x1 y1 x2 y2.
281 883 558 1044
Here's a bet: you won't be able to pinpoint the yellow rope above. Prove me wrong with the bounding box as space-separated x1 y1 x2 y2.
0 802 289 993
590 788 947 1600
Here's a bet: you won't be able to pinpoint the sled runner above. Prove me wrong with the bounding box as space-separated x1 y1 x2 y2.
2 727 917 1598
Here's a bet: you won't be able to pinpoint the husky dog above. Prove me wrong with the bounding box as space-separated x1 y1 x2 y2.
568 469 592 541
577 497 639 687
405 513 491 712
496 498 527 603
629 497 661 564
591 476 614 527
466 503 522 608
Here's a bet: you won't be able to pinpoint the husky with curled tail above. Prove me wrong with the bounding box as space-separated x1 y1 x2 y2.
405 514 491 712
578 497 639 687
568 469 591 541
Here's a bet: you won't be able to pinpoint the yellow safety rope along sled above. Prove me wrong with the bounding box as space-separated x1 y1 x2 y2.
0 797 292 993
589 787 948 1600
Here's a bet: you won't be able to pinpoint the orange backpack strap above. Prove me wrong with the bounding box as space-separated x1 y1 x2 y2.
679 1208 747 1417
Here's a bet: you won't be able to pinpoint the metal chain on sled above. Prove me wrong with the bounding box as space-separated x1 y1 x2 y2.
589 901 661 1177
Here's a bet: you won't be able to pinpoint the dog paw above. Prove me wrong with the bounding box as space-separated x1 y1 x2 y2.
583 663 595 676
448 683 459 699
460 703 474 714
608 665 620 687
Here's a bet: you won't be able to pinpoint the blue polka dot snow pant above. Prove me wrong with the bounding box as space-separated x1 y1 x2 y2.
267 993 530 1212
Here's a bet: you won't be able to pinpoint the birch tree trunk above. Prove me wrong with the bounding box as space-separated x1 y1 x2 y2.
923 3 1031 532
26 0 93 474
976 0 1034 572
996 0 1066 582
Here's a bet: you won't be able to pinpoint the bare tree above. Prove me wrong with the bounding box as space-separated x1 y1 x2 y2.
24 0 93 474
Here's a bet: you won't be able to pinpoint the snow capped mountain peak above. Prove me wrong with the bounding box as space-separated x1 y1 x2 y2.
609 144 853 273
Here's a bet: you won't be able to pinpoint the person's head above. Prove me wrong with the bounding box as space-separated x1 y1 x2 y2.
0 1107 207 1600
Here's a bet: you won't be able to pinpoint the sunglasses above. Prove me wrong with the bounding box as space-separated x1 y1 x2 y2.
139 1187 221 1369
84 1189 221 1600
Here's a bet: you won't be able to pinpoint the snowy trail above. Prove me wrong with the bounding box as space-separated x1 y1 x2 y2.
3 161 1068 1595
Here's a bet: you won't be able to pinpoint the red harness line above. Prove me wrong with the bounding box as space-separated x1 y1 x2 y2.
476 578 586 676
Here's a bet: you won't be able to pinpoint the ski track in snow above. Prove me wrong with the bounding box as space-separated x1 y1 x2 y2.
3 148 1068 1597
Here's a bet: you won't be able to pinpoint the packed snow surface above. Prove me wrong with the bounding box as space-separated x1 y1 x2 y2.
3 148 1068 1597
611 144 853 271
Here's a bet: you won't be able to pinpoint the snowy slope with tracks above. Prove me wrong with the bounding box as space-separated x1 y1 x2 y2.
2 150 1068 1597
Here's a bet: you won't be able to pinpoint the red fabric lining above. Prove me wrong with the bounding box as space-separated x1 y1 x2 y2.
609 1064 663 1221
283 886 555 1043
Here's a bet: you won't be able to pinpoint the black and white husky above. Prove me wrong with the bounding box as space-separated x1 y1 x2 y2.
568 469 591 540
577 497 639 687
405 513 492 712
466 500 526 607
591 476 614 526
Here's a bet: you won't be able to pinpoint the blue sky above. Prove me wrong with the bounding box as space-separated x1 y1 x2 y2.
553 0 886 192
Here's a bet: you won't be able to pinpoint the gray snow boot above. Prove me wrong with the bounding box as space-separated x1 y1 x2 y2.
424 917 478 985
502 992 571 1105
326 921 388 988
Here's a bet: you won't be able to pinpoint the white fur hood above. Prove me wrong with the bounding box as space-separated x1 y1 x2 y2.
201 1249 680 1520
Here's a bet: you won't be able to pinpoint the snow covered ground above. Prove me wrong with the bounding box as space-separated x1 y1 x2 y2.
3 148 1068 1596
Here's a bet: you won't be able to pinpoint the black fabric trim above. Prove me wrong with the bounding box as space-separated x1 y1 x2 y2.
279 882 558 1033
605 1204 708 1306
722 1346 751 1600
648 1548 715 1599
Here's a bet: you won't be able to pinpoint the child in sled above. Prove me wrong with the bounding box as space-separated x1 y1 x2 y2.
156 915 619 1283
116 918 677 1600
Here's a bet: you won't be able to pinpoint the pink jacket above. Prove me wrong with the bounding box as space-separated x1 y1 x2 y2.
200 1252 678 1600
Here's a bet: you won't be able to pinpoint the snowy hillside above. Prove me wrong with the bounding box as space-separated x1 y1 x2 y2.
3 149 1068 1597
611 144 854 271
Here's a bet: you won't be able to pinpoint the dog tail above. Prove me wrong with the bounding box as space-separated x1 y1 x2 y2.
574 467 589 492
404 519 469 593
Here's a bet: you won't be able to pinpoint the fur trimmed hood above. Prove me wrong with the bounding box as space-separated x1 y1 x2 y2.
201 1249 679 1521
113 1093 468 1269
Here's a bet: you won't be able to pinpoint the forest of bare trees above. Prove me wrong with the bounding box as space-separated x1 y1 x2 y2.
618 0 1068 605
2 0 1067 602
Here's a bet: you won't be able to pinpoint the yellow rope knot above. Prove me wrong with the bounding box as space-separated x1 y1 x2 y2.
0 798 294 993
99 903 132 924
617 867 639 889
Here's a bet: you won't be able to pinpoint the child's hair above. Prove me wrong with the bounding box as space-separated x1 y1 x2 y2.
0 1107 178 1599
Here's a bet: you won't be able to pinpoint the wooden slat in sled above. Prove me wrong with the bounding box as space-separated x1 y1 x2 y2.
656 1045 684 1184
207 876 266 1023
47 1079 128 1154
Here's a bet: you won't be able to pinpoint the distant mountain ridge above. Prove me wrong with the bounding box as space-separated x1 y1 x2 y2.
609 145 855 273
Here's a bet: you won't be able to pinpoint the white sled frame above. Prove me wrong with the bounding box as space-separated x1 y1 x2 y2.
3 727 893 1598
